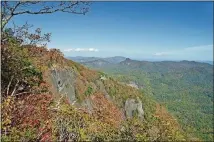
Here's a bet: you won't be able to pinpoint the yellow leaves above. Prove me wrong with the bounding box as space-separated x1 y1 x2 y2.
79 128 88 141
4 101 10 108
1 96 16 139
52 63 57 68
135 133 148 141
3 118 11 126
2 96 14 108
39 65 48 72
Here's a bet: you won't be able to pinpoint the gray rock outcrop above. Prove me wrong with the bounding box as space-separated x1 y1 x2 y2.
124 97 144 120
95 80 111 101
50 67 76 103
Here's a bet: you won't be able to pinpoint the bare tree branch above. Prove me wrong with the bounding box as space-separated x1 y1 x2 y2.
11 80 19 96
1 1 90 30
14 91 30 97
6 76 14 96
6 22 51 46
1 1 22 29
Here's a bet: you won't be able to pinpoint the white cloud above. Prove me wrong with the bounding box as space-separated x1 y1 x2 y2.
153 44 213 57
153 52 171 56
184 44 213 51
64 48 99 52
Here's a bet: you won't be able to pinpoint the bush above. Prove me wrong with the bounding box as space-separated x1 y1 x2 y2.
1 37 43 97
84 86 93 96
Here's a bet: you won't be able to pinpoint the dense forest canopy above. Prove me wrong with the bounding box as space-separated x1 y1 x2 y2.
78 57 214 141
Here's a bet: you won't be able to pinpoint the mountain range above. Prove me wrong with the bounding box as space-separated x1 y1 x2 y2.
68 56 213 65
69 56 126 64
68 56 214 141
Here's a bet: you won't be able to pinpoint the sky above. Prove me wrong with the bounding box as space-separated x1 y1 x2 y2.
7 2 213 61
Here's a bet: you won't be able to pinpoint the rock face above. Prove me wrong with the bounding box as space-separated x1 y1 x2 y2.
95 80 111 101
124 97 144 120
50 67 76 103
127 81 139 89
49 65 145 121
80 98 93 114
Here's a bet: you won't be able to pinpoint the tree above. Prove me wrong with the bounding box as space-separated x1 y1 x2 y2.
1 39 43 97
1 1 91 96
2 24 51 46
1 1 91 141
1 1 90 30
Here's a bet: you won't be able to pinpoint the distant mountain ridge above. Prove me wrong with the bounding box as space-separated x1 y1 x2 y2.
69 56 213 141
81 59 111 67
67 56 213 65
67 56 126 64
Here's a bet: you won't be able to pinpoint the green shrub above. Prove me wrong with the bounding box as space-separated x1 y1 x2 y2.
84 86 93 96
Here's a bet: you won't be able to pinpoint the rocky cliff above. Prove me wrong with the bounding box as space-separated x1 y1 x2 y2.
10 46 188 141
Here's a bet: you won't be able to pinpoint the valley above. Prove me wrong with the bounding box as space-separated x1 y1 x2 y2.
70 56 214 141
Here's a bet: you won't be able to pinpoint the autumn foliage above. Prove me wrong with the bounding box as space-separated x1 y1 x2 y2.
1 27 189 141
1 94 54 141
91 93 124 127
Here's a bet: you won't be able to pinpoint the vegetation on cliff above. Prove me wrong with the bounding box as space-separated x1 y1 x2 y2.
81 58 213 141
1 33 189 141
1 2 202 141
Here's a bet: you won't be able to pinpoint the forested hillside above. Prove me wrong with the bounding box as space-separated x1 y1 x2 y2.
79 58 214 141
2 36 192 141
1 1 212 141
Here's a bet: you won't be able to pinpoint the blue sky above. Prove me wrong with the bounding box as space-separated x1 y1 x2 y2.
8 2 213 61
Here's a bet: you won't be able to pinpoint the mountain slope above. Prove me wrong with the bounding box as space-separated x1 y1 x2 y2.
31 48 189 141
76 57 213 141
1 45 189 141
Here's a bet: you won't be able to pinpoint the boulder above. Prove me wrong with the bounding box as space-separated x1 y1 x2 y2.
124 97 144 120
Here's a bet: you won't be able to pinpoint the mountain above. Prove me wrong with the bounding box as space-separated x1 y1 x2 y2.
74 57 214 141
2 44 190 141
81 59 111 68
103 56 126 63
199 61 213 65
67 56 101 63
67 56 126 64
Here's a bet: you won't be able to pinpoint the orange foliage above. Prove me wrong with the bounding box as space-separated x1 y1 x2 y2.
12 94 54 141
154 104 180 129
24 46 65 69
79 69 99 82
75 78 87 96
91 93 124 127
